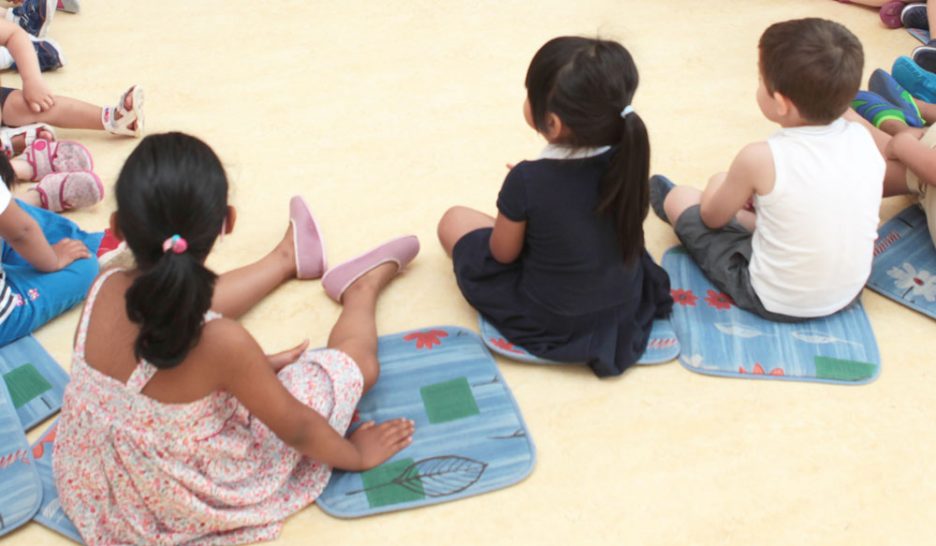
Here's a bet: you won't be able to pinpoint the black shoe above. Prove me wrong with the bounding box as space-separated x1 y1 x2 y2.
648 174 675 224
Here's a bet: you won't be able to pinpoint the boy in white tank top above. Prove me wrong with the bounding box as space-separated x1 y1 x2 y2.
649 18 884 321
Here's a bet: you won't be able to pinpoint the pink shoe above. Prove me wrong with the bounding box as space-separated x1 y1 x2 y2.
322 235 420 302
34 171 104 212
290 196 327 279
880 0 909 28
22 138 93 181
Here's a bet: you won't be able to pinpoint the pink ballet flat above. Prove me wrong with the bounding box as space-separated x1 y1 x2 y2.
322 235 420 302
290 195 327 279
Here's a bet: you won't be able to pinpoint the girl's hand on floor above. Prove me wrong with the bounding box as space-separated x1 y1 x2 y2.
350 418 415 469
22 77 55 113
266 340 309 372
52 239 90 271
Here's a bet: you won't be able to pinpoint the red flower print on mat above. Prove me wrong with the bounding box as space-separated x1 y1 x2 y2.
490 337 524 354
738 363 784 376
32 423 57 459
403 329 449 349
671 289 698 306
704 290 733 310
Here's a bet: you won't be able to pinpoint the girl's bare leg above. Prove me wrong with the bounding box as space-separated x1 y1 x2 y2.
211 225 297 319
327 262 398 393
437 206 495 256
0 88 137 132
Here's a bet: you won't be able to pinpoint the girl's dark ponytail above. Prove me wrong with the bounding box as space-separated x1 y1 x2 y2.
125 248 217 368
597 110 650 264
525 37 650 264
116 133 229 369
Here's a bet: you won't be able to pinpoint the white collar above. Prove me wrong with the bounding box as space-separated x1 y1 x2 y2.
538 144 612 160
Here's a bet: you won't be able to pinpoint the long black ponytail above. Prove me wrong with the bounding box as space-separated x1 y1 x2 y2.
115 133 229 369
525 37 650 264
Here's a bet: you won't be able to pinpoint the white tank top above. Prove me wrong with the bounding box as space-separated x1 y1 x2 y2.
750 118 884 317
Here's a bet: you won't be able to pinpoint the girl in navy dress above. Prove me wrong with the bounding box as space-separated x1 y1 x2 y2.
437 36 673 378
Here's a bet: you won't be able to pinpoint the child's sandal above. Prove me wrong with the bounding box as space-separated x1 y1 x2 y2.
102 85 144 137
23 138 93 181
33 171 104 212
0 123 56 158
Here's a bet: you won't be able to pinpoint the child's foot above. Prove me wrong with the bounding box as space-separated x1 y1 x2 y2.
290 196 327 279
322 236 420 303
913 39 936 74
881 1 911 29
901 2 929 29
33 171 104 212
852 90 908 128
893 56 936 102
0 123 56 158
23 139 93 181
649 174 675 224
6 0 56 38
869 69 925 126
102 85 144 137
56 0 80 13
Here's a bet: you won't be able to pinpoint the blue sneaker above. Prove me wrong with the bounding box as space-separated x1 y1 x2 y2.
869 69 924 127
9 36 65 72
893 55 936 103
852 91 908 129
7 0 56 38
649 174 676 224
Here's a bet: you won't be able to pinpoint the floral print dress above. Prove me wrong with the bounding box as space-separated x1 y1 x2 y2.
53 269 363 545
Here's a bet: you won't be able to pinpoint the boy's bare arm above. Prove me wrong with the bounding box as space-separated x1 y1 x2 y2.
699 142 775 228
0 19 53 112
889 131 936 187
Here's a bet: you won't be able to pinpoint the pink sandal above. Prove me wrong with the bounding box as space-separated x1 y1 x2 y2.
22 138 93 181
290 195 327 279
322 235 420 302
33 171 104 212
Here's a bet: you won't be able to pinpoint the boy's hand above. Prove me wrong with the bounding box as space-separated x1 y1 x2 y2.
51 239 90 270
350 418 414 470
22 77 54 113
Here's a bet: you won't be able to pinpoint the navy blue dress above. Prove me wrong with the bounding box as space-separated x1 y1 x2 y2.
452 148 673 377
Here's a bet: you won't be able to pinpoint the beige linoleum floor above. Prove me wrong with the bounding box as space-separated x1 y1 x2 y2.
5 1 935 545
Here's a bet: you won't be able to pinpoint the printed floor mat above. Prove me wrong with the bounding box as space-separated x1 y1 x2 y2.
662 247 880 384
317 326 535 517
868 205 936 320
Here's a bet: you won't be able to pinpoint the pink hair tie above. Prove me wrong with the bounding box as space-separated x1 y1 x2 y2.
162 234 188 254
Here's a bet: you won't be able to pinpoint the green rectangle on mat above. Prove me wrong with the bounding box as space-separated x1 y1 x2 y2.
3 363 52 408
361 458 425 508
420 377 480 424
814 356 876 382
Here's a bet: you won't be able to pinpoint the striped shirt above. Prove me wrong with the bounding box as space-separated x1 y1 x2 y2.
0 181 15 324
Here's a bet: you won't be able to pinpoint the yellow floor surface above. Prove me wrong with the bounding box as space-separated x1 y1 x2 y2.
5 0 936 545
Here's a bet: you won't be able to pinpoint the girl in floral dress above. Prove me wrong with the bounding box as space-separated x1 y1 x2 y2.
54 132 419 545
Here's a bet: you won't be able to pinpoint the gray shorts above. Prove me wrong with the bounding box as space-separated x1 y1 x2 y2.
673 205 802 323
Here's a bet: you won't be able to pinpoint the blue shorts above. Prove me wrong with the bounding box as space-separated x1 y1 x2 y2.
0 200 102 345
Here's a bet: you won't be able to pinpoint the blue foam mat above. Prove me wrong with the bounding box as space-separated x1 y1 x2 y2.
0 335 70 431
868 205 936 320
317 326 535 518
663 247 881 384
478 316 680 365
32 421 82 544
0 376 41 537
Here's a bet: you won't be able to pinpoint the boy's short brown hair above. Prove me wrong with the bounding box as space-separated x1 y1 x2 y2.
759 18 863 124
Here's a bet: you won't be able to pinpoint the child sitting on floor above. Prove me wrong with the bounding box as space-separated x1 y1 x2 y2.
437 36 673 378
0 147 100 346
54 133 418 545
0 16 142 159
650 18 884 322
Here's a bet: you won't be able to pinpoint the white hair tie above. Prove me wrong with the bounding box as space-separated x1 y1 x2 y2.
620 105 635 118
